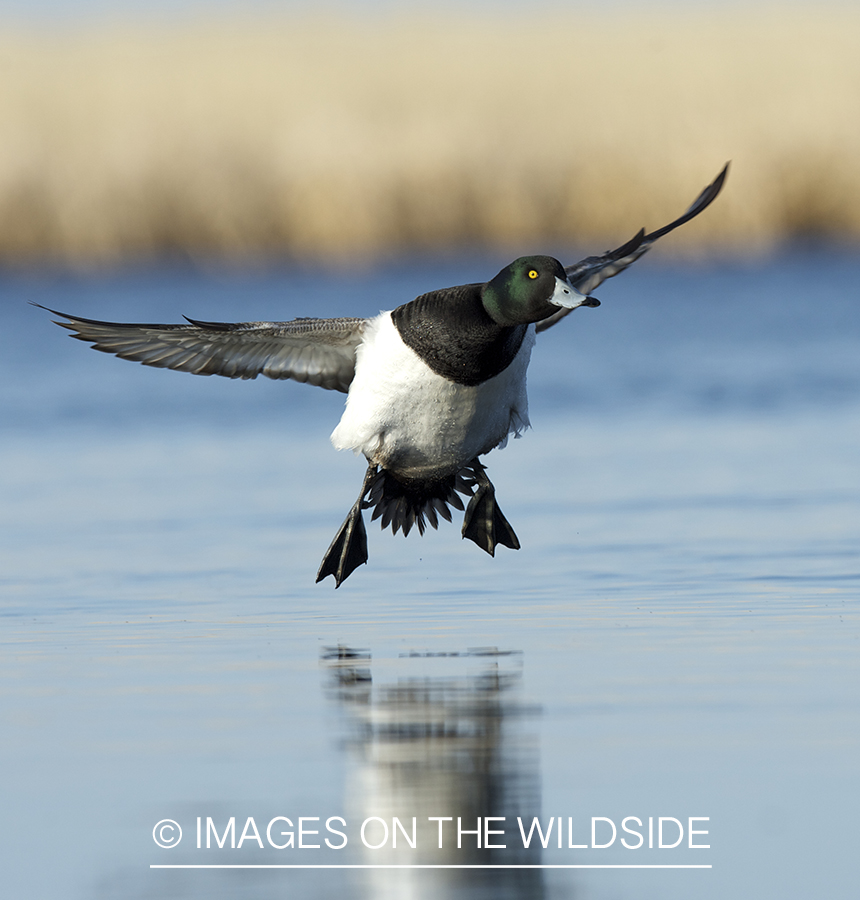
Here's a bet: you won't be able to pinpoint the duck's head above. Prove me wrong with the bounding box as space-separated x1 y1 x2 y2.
481 255 599 326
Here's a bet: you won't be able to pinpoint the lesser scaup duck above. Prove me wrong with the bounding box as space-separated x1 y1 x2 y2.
39 164 727 586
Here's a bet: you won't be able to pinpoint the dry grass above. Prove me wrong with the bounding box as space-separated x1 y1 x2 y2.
0 6 858 267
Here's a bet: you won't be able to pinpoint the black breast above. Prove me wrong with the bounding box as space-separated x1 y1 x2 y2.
391 284 528 387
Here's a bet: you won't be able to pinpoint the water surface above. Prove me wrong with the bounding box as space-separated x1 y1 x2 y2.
2 251 859 898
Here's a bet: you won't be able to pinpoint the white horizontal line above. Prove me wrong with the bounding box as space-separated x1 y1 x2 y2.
150 864 712 870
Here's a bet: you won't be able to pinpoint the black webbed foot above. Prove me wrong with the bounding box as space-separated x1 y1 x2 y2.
316 465 376 587
461 459 520 556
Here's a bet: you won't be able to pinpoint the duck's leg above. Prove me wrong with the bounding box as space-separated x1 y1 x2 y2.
316 464 377 587
461 459 520 556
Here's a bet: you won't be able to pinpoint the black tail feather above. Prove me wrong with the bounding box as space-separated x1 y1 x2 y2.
367 466 473 537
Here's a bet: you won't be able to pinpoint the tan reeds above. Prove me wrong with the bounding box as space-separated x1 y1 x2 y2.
0 6 858 267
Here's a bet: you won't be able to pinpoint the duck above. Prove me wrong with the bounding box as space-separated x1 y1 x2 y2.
38 164 727 586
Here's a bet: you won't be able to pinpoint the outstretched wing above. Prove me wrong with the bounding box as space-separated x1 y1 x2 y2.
37 305 368 393
536 163 729 333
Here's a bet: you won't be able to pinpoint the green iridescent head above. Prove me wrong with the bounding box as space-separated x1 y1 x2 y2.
481 255 598 326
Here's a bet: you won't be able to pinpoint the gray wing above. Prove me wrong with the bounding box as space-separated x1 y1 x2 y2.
536 163 729 333
36 305 368 393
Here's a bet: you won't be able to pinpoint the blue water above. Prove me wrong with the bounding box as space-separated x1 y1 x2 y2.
2 250 859 899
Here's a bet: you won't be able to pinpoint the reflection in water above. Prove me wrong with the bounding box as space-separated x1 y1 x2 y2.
322 646 547 900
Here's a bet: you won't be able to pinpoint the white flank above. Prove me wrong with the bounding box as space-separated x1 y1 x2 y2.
331 313 534 480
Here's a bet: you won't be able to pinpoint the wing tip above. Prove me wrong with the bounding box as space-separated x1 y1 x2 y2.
642 161 731 243
182 315 236 331
30 301 82 331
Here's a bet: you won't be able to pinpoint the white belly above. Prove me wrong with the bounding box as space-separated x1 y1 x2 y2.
331 313 534 480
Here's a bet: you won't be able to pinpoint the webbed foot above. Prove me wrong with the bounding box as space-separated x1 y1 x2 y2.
461 460 520 556
316 465 376 587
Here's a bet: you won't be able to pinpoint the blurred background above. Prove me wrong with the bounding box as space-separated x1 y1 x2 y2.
0 0 858 269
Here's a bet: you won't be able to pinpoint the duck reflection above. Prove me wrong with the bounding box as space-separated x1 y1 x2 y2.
322 646 547 900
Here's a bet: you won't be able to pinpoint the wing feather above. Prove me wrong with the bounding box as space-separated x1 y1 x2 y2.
536 163 729 333
36 306 368 393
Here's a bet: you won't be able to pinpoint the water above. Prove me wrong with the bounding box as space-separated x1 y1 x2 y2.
2 250 859 899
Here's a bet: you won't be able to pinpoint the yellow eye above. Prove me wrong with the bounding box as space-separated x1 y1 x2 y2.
528 269 539 280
